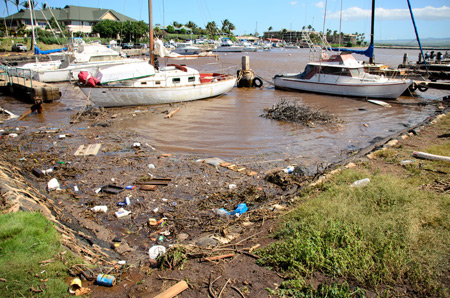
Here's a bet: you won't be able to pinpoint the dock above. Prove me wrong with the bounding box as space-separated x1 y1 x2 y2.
0 67 61 102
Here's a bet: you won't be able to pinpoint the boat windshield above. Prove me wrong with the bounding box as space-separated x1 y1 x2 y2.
320 66 351 76
349 67 365 78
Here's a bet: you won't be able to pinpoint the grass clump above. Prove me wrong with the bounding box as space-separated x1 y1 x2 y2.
258 169 450 297
0 211 81 297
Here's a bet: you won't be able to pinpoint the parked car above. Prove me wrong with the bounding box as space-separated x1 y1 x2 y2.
12 43 27 52
121 43 133 49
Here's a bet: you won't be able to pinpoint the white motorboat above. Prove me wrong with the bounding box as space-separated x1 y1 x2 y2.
213 38 244 52
172 41 202 55
238 40 258 52
273 53 412 99
79 62 236 107
21 42 143 82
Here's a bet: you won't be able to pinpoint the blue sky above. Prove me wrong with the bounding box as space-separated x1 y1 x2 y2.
2 0 449 40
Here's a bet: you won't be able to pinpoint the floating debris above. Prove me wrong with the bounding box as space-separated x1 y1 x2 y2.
261 99 339 126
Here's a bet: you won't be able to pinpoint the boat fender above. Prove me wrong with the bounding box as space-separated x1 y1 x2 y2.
417 83 428 92
252 77 263 88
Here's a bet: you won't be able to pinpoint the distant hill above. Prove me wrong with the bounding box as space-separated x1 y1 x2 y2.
375 38 450 48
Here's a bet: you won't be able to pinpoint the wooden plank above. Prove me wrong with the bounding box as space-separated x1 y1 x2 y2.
74 144 102 156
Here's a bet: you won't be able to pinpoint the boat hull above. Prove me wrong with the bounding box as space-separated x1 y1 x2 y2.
80 77 237 107
273 76 411 99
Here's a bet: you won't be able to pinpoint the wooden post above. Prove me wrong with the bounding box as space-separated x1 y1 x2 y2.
242 56 250 71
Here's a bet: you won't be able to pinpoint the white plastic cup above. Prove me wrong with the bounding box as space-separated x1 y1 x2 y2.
91 206 108 213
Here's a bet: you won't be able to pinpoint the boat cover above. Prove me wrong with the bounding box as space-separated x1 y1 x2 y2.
34 45 68 55
331 43 374 59
96 62 156 84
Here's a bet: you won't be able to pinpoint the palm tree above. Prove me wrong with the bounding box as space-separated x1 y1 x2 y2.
185 21 197 30
9 0 20 10
206 21 217 37
268 26 272 32
221 19 235 35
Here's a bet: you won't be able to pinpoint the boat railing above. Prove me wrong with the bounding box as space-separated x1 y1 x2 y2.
302 30 332 62
5 67 34 88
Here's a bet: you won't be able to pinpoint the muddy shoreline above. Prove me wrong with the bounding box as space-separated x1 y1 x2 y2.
1 99 449 296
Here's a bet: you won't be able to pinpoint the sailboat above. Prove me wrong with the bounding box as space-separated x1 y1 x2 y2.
273 0 412 99
78 0 236 108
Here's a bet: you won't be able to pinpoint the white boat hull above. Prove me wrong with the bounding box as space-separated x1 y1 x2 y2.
35 60 143 83
273 76 411 99
80 77 236 107
213 46 245 52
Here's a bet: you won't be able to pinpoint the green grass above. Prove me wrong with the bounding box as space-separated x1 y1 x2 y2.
0 212 81 297
257 169 450 297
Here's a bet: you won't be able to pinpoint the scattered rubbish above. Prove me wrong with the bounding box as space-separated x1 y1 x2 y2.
94 187 102 194
148 218 157 226
230 203 248 216
214 208 230 217
148 163 156 169
91 206 108 213
164 107 181 119
140 185 157 191
202 253 235 262
400 160 414 165
156 235 165 244
367 99 392 107
101 185 124 194
32 168 45 178
412 151 450 162
117 197 131 206
115 208 131 218
133 142 141 148
148 245 166 259
8 133 18 138
159 230 170 236
152 280 189 298
219 161 258 176
351 178 370 188
96 274 116 287
68 278 82 294
283 166 295 173
74 144 102 156
118 260 126 265
197 157 225 167
139 179 171 186
125 185 135 190
47 178 60 191
58 134 66 139
157 218 167 226
0 107 19 121
228 183 237 189
73 185 79 192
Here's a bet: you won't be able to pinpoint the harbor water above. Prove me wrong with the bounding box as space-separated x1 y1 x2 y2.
1 48 448 171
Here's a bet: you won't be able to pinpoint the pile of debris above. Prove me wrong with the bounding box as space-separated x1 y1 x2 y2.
261 99 339 126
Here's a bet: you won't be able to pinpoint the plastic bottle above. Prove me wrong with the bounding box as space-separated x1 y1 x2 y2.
351 178 370 188
91 206 108 213
214 208 230 216
283 166 295 174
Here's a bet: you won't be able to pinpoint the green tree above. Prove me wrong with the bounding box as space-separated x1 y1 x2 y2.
172 21 182 28
92 20 120 38
206 21 217 37
45 16 65 32
268 26 272 31
167 25 175 33
221 19 235 35
185 21 197 30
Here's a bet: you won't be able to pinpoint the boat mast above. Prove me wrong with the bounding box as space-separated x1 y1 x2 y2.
406 0 427 72
369 0 375 64
28 0 36 53
148 0 155 66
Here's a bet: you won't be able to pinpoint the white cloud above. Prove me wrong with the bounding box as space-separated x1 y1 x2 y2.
315 1 324 9
328 5 450 21
290 1 298 5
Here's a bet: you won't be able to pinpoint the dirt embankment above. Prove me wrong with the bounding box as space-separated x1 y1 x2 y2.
1 104 449 297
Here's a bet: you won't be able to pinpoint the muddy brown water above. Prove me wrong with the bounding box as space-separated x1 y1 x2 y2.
2 48 447 171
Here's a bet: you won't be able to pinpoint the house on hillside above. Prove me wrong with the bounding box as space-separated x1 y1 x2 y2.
4 5 137 35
